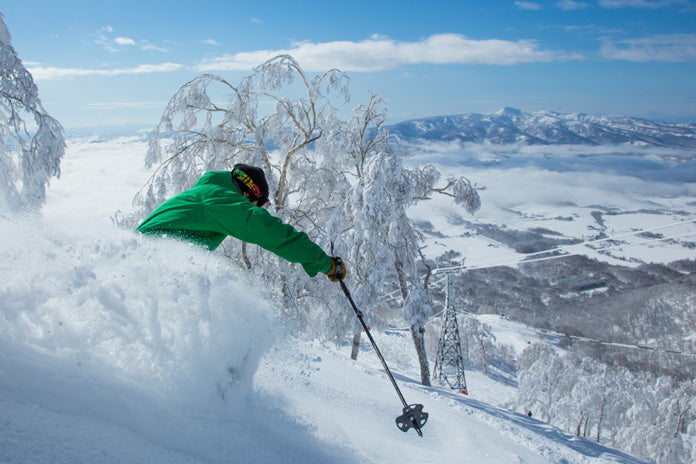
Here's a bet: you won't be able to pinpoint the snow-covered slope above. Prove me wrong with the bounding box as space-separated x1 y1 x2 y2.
0 319 646 464
0 219 644 464
0 135 661 463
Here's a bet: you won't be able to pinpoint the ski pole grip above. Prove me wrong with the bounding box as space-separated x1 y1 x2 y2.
326 256 346 282
328 242 345 281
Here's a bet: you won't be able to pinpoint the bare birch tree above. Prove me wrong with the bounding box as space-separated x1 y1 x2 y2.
126 55 481 385
0 13 64 213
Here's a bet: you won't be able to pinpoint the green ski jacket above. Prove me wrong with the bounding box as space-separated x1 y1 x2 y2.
136 171 332 277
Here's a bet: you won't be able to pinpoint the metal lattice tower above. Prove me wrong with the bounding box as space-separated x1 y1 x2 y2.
433 273 468 394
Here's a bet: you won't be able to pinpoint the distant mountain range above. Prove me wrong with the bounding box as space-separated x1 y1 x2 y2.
388 107 696 148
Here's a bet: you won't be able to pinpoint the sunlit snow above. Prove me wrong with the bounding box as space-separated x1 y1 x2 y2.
3 135 688 463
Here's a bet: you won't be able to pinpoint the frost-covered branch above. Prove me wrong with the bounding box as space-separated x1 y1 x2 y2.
518 344 696 464
120 54 484 384
0 14 64 213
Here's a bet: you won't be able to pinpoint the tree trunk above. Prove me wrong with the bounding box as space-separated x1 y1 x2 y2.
597 396 606 443
576 413 585 437
410 324 431 387
479 337 489 376
395 259 431 387
350 332 361 360
241 242 251 269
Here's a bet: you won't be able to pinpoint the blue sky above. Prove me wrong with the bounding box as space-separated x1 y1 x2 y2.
3 0 696 132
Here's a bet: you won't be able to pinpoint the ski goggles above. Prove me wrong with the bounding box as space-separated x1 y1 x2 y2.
233 168 268 206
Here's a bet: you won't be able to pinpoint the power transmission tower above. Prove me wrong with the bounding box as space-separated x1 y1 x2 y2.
433 273 468 394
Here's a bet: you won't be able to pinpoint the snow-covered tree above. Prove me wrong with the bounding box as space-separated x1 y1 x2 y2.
460 317 497 375
127 55 481 385
135 55 349 214
326 151 480 385
517 343 562 422
122 56 349 272
517 344 696 464
0 13 64 213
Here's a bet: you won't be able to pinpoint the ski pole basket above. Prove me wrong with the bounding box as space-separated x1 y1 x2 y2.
396 404 429 434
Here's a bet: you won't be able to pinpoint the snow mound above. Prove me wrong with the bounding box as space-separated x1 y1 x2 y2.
0 216 277 404
0 216 365 462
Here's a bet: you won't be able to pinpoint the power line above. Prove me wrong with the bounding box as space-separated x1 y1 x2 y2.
557 331 696 359
385 218 696 361
465 229 696 270
392 301 696 359
427 305 696 359
378 217 696 304
407 228 696 306
432 217 696 275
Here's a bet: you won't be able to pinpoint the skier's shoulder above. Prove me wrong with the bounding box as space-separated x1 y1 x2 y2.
191 171 244 198
195 171 235 188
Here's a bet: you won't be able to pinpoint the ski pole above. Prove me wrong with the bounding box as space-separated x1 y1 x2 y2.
332 258 428 437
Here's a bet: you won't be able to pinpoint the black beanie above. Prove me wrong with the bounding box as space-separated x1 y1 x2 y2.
232 164 269 206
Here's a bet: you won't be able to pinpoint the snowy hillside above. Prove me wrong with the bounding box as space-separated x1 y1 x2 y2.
389 107 696 148
403 131 696 384
0 135 666 463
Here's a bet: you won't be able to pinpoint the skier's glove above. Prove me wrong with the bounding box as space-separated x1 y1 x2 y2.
325 257 347 282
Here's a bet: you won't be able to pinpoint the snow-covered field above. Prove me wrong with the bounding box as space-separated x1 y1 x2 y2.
3 134 690 463
407 140 696 269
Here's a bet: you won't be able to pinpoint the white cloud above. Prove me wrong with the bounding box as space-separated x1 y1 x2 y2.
600 34 696 61
94 26 121 52
555 0 590 9
201 39 220 46
141 42 168 52
28 62 185 80
95 27 165 53
195 34 577 73
515 1 542 9
114 37 136 46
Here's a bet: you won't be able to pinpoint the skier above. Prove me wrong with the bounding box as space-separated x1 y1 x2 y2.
136 164 346 281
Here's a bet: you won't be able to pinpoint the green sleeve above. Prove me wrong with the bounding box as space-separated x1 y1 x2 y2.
206 198 332 278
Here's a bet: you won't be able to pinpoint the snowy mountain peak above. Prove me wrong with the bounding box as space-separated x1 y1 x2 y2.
492 106 522 117
389 108 696 148
0 14 12 45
